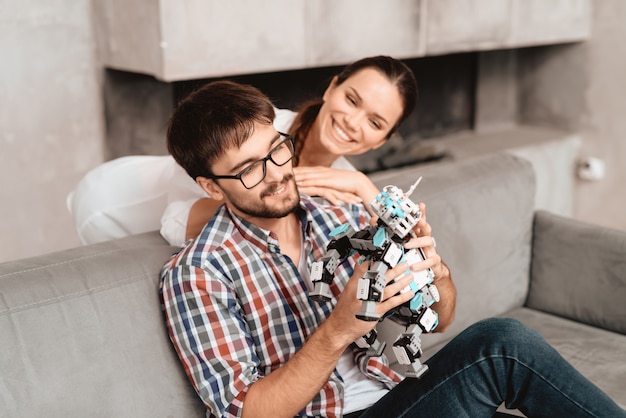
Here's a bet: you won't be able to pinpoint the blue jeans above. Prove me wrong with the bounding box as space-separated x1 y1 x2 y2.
359 318 625 418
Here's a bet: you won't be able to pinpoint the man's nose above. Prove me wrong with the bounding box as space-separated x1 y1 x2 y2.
264 159 290 183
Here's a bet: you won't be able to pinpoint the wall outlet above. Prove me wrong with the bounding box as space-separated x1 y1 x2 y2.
577 157 606 181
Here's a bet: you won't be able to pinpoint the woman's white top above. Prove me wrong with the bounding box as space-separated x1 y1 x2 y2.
67 155 199 245
68 108 355 246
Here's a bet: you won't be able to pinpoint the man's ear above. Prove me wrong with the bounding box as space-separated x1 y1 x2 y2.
322 75 339 101
196 176 224 200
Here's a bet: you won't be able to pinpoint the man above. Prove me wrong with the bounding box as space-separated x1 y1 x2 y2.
160 80 625 418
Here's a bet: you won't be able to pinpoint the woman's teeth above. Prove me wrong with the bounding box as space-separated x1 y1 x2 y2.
333 124 351 142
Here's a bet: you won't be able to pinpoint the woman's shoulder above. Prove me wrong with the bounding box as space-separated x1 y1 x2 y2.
273 107 297 132
330 156 356 171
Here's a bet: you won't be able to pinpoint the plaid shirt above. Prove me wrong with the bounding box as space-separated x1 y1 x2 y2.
160 197 403 418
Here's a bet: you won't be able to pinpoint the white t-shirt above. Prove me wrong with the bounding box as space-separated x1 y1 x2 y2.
336 349 389 413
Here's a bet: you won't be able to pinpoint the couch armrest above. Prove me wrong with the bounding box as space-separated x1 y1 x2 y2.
527 210 626 335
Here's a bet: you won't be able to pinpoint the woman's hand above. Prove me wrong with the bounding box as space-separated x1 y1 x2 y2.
293 166 379 207
298 186 362 206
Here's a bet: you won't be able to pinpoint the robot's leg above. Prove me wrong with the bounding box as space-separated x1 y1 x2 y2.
310 249 342 302
355 328 386 357
392 324 429 379
355 261 387 321
310 260 333 302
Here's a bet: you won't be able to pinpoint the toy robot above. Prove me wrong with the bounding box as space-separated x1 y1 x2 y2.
310 177 440 378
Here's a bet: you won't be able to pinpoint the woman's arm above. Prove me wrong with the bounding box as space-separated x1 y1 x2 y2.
185 198 225 241
160 197 225 246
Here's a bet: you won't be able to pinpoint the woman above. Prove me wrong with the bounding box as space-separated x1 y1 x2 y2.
161 55 418 246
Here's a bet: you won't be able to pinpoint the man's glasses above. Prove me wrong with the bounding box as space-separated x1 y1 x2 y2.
209 132 295 189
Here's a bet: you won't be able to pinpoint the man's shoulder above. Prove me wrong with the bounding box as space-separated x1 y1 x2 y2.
163 215 238 270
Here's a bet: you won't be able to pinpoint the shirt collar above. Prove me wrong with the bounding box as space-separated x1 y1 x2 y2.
223 199 313 253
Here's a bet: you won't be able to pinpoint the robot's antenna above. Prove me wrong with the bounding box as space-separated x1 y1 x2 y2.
405 176 423 198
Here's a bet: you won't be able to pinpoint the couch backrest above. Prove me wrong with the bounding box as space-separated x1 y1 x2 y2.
369 152 536 356
0 232 206 417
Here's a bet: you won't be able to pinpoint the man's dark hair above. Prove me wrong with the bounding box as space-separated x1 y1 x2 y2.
167 80 276 180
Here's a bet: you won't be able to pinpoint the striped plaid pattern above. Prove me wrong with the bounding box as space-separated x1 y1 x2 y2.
160 197 403 417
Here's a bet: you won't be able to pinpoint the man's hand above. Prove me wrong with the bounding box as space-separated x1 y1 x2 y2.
241 258 415 418
324 258 417 348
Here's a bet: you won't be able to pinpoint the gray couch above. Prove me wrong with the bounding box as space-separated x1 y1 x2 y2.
1 152 624 417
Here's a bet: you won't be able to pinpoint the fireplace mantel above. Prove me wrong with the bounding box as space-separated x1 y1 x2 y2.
94 0 591 82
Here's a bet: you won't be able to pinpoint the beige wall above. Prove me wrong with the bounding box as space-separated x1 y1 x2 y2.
1 0 625 263
0 0 104 263
575 1 626 230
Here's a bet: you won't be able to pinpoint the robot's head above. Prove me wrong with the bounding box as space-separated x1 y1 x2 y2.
370 184 422 239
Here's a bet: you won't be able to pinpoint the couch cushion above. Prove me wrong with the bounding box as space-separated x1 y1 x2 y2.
0 232 205 417
370 153 536 351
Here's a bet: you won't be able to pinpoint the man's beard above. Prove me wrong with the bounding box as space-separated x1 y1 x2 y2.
225 173 300 219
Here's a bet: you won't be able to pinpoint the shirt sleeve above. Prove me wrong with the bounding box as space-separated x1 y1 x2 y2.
353 347 403 388
161 263 261 417
69 155 177 245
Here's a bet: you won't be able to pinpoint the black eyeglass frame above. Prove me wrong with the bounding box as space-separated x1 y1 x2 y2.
207 132 295 189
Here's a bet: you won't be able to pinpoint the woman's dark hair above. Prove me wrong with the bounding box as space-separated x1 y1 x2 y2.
167 80 275 180
288 55 418 165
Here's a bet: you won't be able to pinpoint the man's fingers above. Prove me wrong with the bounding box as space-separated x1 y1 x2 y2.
383 273 413 298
